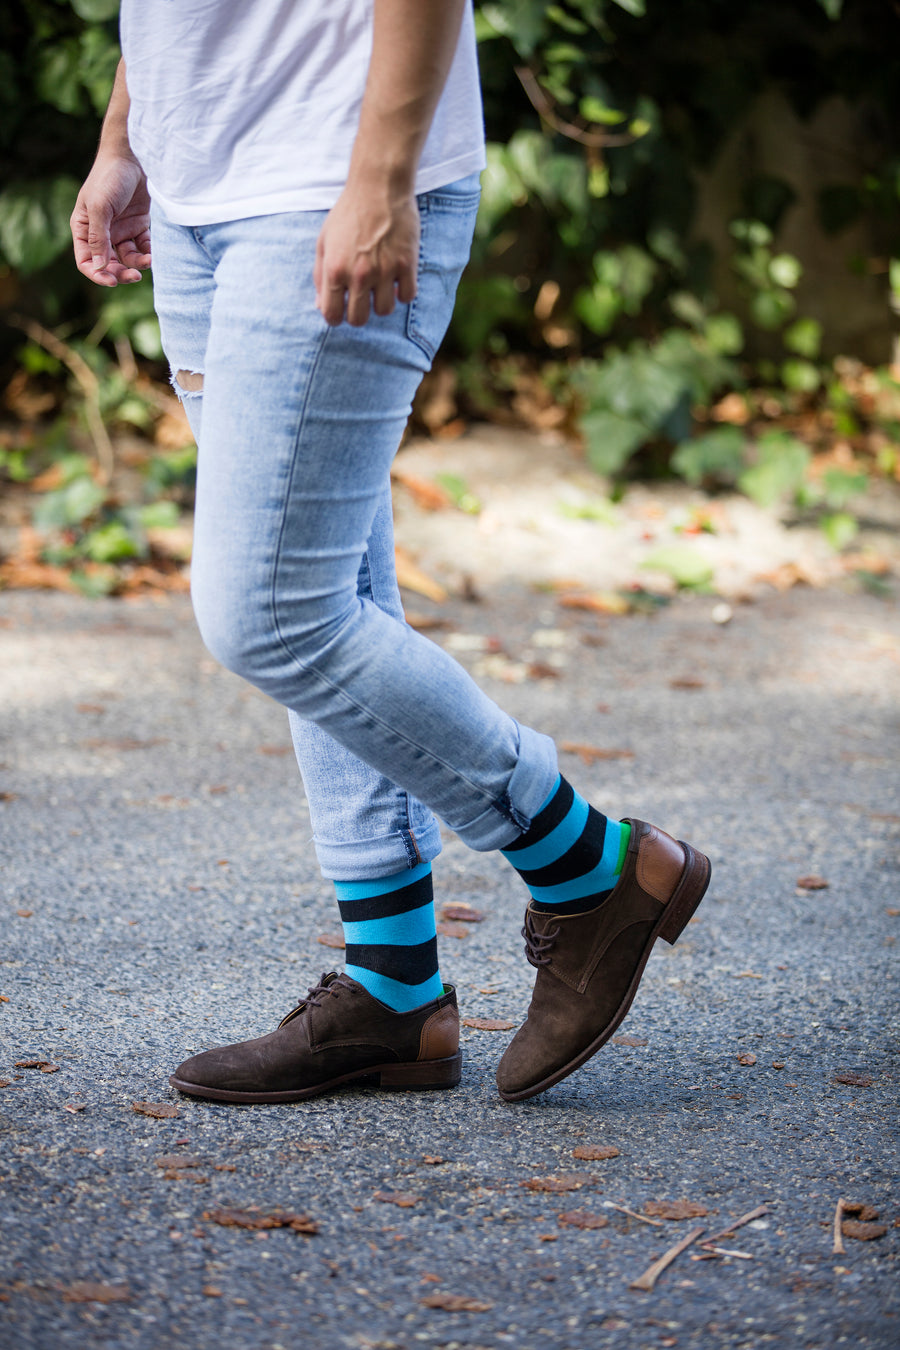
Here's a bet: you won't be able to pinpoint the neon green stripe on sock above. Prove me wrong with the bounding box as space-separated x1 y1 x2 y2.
615 821 632 875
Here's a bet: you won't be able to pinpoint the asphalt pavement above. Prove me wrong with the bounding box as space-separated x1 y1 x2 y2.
1 580 898 1349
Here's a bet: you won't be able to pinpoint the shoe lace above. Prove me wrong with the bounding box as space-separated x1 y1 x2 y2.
522 910 560 969
303 972 349 1009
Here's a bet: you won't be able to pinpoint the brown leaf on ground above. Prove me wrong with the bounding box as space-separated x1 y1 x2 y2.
61 1282 131 1304
132 1101 179 1119
886 908 900 917
611 1035 648 1047
203 1208 318 1233
0 794 18 803
419 1293 493 1312
833 1072 873 1087
316 933 345 949
83 737 168 752
558 592 630 616
63 1103 86 1114
796 874 828 890
202 1285 223 1298
527 662 561 681
462 1017 515 1031
842 1220 888 1241
390 470 453 511
439 904 485 923
521 1172 594 1193
436 920 469 940
16 910 32 918
373 1191 421 1208
162 1170 209 1183
0 559 79 593
557 1210 609 1230
0 1081 10 1089
669 677 705 689
155 1154 203 1170
560 741 634 765
643 1200 709 1220
395 546 447 604
737 1053 757 1066
843 1202 880 1221
422 1156 446 1165
573 1145 619 1161
257 744 291 756
15 1060 58 1071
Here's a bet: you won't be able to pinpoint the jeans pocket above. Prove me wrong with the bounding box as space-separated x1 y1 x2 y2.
406 186 481 363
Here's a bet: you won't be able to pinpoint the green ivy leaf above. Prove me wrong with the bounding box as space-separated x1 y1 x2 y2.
580 410 649 476
820 512 858 551
671 426 747 486
641 545 714 589
33 477 106 530
738 432 811 507
783 317 822 358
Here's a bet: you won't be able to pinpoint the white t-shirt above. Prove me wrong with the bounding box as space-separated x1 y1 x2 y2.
120 1 485 225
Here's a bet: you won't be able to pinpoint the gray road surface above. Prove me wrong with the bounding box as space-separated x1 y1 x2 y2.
1 582 898 1349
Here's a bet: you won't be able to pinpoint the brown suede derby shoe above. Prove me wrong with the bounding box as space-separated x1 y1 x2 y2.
496 818 711 1102
169 972 461 1103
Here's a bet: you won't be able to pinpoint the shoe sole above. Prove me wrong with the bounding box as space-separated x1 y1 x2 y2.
168 1051 463 1104
498 842 712 1102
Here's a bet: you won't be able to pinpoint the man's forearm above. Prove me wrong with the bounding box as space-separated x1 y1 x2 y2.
98 58 136 160
348 0 467 194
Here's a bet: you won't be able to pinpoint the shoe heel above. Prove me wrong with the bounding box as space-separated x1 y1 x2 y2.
657 844 711 946
378 1052 462 1092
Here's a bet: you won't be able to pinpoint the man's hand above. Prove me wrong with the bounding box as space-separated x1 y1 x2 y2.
71 154 151 288
314 185 420 327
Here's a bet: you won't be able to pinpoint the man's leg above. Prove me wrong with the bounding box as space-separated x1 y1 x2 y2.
151 205 447 1016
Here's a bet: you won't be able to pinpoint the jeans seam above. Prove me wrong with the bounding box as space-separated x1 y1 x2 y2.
267 329 503 827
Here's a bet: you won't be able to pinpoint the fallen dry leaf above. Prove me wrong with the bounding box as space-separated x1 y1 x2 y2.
15 910 32 918
573 1144 619 1161
833 1072 873 1087
132 1101 179 1119
669 677 705 690
439 904 485 923
161 1169 209 1183
257 744 291 756
156 1154 203 1169
461 1017 515 1031
560 742 634 766
15 1060 58 1072
202 1286 223 1298
842 1202 880 1221
796 874 828 890
203 1208 318 1233
395 546 447 604
390 469 452 511
436 921 469 940
422 1156 446 1165
0 1081 10 1089
643 1200 708 1220
557 1210 609 1230
61 1282 131 1304
842 1220 888 1241
63 1103 87 1114
316 933 345 949
611 1034 648 1047
83 737 167 752
736 1053 757 1066
373 1191 421 1208
558 591 630 616
420 1293 493 1312
521 1172 594 1194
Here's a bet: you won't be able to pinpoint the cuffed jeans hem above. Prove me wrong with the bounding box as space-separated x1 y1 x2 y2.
314 818 444 882
453 723 559 853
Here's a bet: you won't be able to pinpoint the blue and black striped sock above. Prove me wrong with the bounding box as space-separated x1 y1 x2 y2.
501 775 631 914
334 861 444 1013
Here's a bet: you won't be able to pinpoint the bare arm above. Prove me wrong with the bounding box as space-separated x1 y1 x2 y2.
70 58 151 287
315 0 467 326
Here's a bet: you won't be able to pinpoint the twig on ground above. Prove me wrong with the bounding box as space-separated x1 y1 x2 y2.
703 1204 770 1244
695 1246 754 1260
833 1198 847 1255
630 1227 706 1292
603 1202 664 1227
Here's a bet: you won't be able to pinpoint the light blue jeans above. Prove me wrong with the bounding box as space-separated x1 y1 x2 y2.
150 175 558 881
